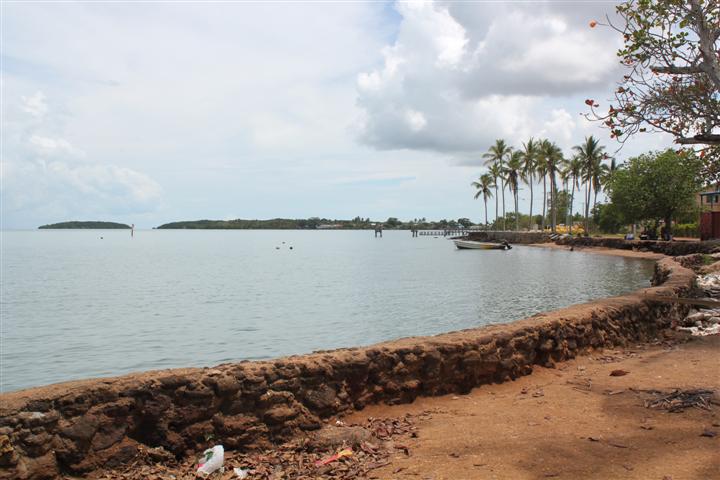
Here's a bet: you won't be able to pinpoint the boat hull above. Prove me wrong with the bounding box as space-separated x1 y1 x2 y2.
453 240 510 250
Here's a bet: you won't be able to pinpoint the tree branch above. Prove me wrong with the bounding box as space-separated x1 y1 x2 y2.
690 0 720 91
651 65 703 75
675 134 720 145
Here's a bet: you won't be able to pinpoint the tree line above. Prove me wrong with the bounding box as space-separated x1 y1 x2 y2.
472 136 614 233
156 217 477 230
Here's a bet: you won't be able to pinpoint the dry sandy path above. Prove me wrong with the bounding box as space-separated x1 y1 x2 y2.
346 334 720 480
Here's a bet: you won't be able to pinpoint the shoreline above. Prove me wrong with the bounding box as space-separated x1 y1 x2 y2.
527 242 667 260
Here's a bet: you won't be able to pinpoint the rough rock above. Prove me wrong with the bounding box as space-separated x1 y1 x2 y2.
307 425 373 450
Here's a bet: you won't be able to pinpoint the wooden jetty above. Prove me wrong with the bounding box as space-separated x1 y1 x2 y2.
415 228 484 237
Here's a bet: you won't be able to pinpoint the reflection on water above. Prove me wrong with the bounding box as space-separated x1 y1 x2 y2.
1 230 654 392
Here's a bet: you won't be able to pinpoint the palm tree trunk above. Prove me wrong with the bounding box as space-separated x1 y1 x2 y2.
494 184 499 229
584 180 591 233
569 180 575 231
550 173 557 233
541 176 547 230
515 191 519 231
593 189 598 212
501 179 506 230
529 181 534 230
484 199 488 227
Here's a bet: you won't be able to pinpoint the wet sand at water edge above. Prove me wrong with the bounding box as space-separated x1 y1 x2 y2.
528 242 666 260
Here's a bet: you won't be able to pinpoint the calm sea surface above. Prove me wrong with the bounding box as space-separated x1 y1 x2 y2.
1 230 655 392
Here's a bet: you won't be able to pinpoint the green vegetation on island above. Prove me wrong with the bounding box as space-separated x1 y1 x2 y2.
38 221 131 229
156 217 475 230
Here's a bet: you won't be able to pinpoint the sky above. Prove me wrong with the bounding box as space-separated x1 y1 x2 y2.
1 0 676 229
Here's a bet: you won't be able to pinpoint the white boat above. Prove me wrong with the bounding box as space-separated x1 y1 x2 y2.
453 239 511 250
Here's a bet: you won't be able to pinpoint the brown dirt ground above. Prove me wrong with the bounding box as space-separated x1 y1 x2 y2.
345 334 720 480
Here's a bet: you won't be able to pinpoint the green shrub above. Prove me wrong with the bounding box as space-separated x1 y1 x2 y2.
674 222 699 238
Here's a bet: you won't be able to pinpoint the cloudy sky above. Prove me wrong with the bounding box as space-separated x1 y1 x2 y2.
1 1 674 229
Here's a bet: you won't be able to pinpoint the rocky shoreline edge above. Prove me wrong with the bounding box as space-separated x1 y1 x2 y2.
1 242 716 479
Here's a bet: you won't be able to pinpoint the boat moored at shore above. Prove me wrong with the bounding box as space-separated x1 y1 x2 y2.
453 239 511 250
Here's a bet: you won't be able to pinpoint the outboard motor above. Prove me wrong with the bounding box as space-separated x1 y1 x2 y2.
502 240 512 250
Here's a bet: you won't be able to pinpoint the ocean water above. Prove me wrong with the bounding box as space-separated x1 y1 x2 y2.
0 230 655 392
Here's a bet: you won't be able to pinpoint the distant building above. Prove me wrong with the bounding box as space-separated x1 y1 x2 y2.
699 186 720 240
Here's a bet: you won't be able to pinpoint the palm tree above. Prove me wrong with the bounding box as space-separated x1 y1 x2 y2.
505 152 523 231
472 173 495 226
488 162 503 229
540 140 563 233
559 159 571 228
535 144 548 230
483 139 512 230
572 136 606 233
566 155 584 231
520 138 539 230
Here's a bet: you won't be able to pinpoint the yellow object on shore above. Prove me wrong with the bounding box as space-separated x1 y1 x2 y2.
548 224 584 235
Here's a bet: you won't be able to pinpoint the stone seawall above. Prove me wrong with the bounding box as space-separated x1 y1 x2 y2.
555 237 720 256
0 258 696 479
466 231 552 244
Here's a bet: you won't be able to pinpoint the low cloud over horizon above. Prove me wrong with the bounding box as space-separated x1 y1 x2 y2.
2 1 674 229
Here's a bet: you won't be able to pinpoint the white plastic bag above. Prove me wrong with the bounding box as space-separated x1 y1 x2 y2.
196 445 224 477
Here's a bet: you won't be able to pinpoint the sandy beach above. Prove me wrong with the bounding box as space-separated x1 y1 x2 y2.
528 242 667 260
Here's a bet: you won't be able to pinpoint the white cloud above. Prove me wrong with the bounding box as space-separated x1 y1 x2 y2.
2 91 162 223
355 1 622 154
1 1 666 227
29 134 84 157
21 91 48 118
405 109 427 132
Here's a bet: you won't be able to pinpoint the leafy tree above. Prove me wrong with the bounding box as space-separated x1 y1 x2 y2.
587 0 720 180
605 149 704 235
593 203 625 234
544 190 571 229
384 217 401 228
457 218 473 228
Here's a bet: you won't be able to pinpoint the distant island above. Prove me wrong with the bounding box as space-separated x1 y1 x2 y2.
156 217 475 230
38 221 131 229
157 218 363 230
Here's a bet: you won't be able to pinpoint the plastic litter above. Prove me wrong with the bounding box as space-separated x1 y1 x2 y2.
233 467 249 479
196 445 224 477
315 448 353 467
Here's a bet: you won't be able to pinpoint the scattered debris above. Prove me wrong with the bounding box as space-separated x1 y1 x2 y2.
672 273 720 336
640 389 715 412
315 448 353 466
605 389 625 396
93 416 419 480
196 445 224 478
233 467 250 479
697 273 720 296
